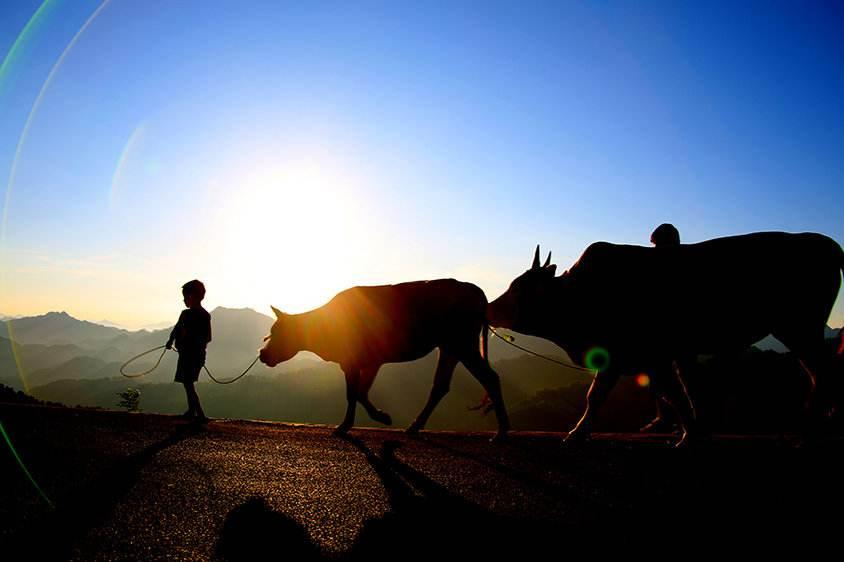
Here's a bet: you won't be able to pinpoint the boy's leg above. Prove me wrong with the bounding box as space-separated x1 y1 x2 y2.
182 382 193 416
183 382 197 416
185 380 207 420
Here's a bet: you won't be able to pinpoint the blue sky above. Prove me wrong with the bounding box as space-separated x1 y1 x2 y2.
0 0 842 328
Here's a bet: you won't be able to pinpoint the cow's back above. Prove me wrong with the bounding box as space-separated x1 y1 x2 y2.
563 232 842 354
326 279 486 364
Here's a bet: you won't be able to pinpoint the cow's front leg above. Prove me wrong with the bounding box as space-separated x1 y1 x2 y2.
357 366 392 426
566 368 620 443
335 367 359 435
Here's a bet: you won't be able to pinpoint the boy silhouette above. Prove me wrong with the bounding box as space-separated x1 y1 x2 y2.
166 280 212 423
641 223 684 433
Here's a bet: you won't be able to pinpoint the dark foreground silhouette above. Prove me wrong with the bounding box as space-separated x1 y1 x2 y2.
259 279 510 438
2 404 842 558
488 232 843 445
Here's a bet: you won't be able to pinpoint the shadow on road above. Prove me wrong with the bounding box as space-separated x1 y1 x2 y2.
341 435 556 559
216 435 559 560
8 423 202 559
216 496 322 562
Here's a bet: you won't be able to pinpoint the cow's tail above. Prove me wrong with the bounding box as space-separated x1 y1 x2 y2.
480 321 490 364
839 239 844 277
838 242 844 356
468 320 494 415
839 240 844 282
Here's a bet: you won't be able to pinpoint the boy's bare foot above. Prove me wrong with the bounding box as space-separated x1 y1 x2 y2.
180 411 194 420
193 415 210 424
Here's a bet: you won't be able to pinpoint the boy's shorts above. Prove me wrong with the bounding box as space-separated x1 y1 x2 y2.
175 351 206 384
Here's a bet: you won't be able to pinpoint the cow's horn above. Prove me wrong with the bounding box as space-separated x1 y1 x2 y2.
271 305 284 318
543 251 552 268
532 245 541 269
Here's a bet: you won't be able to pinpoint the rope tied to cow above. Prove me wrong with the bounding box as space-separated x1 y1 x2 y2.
202 356 260 385
120 346 260 384
487 326 597 374
469 326 598 414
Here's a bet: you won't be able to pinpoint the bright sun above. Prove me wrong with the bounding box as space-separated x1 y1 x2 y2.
206 151 375 314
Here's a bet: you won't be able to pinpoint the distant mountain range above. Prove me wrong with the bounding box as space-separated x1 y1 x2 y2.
1 309 839 390
0 308 565 390
1 309 840 431
0 308 315 389
755 327 840 353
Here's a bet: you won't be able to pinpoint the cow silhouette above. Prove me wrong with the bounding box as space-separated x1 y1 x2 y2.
488 232 843 446
259 280 510 439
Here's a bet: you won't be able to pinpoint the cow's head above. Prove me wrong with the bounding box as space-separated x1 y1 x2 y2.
259 306 299 367
488 245 557 333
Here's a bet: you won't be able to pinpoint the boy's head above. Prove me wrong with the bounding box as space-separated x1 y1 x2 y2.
650 223 680 247
182 279 206 307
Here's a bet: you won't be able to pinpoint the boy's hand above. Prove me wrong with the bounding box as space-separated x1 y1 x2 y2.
165 340 173 350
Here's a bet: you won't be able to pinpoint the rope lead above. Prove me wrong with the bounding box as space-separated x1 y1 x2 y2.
488 326 597 374
120 345 260 384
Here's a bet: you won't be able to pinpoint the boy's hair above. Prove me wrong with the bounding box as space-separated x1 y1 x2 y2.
650 223 680 247
182 279 206 299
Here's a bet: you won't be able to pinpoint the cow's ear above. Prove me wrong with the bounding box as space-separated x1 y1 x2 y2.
271 305 285 318
545 264 557 276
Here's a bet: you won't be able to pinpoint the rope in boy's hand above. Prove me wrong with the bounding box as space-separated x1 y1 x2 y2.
120 345 170 378
120 344 260 384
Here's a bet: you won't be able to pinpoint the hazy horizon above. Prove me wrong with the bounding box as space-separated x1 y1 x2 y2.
1 1 842 329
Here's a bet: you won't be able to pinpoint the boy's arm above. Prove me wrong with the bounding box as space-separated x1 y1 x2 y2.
206 314 212 344
165 325 176 349
165 312 183 349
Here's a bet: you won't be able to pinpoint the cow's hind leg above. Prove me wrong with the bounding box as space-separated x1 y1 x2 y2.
651 363 698 447
774 327 838 434
335 366 360 435
566 368 620 443
641 360 685 434
640 395 675 433
460 351 510 441
407 351 458 434
357 366 393 426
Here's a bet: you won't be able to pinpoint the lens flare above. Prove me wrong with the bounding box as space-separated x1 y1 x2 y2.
2 0 113 243
0 1 57 100
584 346 610 373
109 121 146 208
0 421 54 508
636 373 651 388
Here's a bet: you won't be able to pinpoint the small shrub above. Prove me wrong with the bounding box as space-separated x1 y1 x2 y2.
117 387 141 412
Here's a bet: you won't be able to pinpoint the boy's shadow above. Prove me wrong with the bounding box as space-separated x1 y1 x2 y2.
216 497 322 562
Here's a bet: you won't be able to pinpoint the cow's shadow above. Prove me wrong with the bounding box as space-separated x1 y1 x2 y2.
215 436 560 560
340 435 557 559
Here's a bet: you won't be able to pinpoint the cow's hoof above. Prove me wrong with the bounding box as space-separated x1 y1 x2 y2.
405 423 423 435
372 411 392 426
333 424 351 436
490 431 508 444
640 417 672 433
673 432 705 449
564 429 591 446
